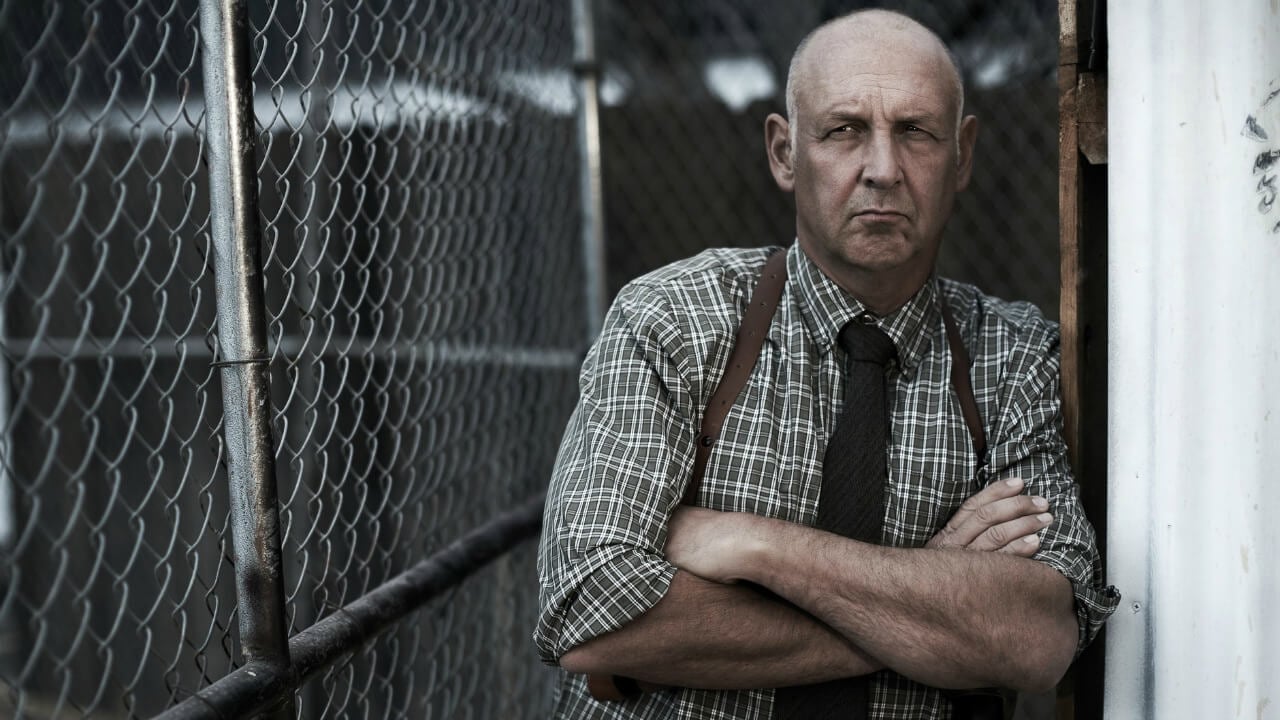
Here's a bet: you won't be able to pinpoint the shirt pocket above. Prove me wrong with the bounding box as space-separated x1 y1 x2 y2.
885 405 980 547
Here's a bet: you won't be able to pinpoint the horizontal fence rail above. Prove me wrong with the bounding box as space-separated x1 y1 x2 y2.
156 494 545 720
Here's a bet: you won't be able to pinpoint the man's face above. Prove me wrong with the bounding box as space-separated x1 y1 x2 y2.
772 29 975 296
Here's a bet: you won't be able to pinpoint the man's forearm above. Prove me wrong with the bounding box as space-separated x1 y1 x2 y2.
740 518 1077 692
558 569 882 689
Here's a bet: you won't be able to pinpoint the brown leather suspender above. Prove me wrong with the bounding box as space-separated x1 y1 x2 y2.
682 251 790 505
942 301 988 463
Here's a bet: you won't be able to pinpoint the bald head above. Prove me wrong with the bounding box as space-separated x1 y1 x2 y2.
785 10 965 141
762 8 979 312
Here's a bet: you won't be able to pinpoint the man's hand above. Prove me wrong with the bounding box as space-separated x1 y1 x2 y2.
926 477 1053 555
665 506 758 584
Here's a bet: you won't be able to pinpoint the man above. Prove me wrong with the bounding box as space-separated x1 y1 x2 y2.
536 9 1118 719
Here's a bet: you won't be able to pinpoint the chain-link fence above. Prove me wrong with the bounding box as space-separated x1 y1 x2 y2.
0 0 1063 717
595 0 1061 318
1 0 581 716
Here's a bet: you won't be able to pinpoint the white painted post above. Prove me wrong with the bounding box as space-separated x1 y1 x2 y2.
1107 2 1280 717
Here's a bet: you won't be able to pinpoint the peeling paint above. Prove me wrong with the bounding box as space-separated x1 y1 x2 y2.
1259 174 1277 214
1246 82 1280 231
1245 115 1270 141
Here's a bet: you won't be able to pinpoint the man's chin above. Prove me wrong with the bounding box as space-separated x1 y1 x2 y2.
800 234 927 277
838 237 917 272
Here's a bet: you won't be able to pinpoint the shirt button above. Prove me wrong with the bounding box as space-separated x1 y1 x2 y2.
858 312 877 325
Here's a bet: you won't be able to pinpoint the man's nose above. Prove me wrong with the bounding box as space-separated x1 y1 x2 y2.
861 131 904 188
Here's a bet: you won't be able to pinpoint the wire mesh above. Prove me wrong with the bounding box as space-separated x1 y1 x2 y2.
595 0 1063 318
0 0 1065 716
247 1 579 715
0 0 579 716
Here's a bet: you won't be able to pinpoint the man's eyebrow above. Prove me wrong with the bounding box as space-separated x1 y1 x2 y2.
895 110 947 126
813 106 871 129
815 109 949 133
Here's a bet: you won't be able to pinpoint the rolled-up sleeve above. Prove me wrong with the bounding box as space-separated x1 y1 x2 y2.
984 318 1120 654
534 283 699 665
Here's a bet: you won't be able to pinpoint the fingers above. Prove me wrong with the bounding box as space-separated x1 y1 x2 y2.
938 477 1027 544
973 510 1054 554
997 532 1045 558
927 477 1053 551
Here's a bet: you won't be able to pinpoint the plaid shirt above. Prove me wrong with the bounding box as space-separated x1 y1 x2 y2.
536 243 1118 719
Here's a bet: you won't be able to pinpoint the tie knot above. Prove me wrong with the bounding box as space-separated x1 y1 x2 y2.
838 321 897 365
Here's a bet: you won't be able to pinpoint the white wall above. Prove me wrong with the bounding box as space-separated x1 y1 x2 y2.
1107 2 1280 717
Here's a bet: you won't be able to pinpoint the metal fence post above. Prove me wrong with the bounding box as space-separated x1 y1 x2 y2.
573 0 608 339
198 0 294 708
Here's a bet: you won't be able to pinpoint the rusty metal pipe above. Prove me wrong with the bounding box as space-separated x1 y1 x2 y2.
153 494 545 720
197 0 293 703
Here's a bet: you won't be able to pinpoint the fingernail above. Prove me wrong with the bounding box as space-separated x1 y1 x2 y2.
1032 496 1049 509
1023 534 1040 545
1005 477 1023 487
1037 513 1053 524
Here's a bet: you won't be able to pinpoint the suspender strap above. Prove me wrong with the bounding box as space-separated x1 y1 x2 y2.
682 250 788 506
941 301 988 463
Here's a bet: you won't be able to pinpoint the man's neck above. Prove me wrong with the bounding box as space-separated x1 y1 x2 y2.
842 277 926 316
799 246 933 316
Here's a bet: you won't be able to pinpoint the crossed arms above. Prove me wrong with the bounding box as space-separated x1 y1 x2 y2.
559 478 1078 693
535 281 1112 698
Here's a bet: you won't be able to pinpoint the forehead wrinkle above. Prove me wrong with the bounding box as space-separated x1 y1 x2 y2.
817 78 943 104
806 78 952 126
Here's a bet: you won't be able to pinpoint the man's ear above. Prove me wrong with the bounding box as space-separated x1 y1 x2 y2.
956 114 979 191
765 113 795 192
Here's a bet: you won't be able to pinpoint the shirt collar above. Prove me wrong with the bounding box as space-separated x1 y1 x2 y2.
789 241 940 374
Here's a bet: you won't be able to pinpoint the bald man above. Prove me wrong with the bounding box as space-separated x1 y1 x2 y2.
536 10 1117 719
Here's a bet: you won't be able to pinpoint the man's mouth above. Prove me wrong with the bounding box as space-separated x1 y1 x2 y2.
853 209 906 222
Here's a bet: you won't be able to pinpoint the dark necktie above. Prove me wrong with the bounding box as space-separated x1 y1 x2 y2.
773 320 897 720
